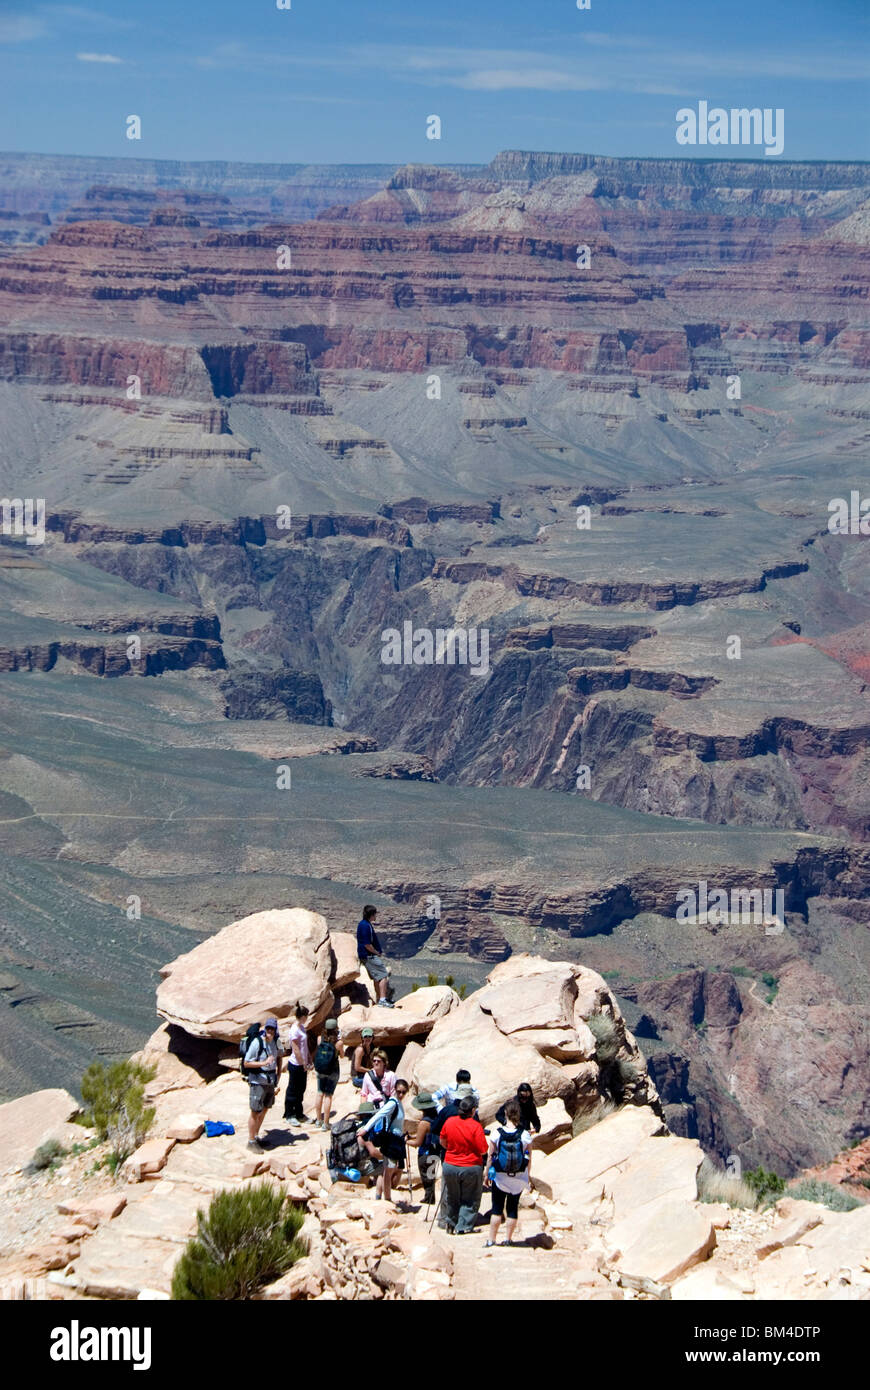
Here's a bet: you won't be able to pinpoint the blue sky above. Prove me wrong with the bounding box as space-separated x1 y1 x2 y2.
0 1 867 164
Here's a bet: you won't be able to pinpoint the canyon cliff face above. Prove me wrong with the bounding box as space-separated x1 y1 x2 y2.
0 149 868 1179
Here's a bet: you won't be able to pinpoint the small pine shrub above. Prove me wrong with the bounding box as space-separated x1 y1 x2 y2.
410 981 419 992
745 1165 786 1204
171 1183 306 1300
444 975 455 987
788 1179 861 1213
457 984 468 1000
28 1138 66 1173
80 1059 156 1168
426 972 439 988
697 1157 756 1208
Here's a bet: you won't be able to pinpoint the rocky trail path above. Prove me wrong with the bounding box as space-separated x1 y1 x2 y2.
449 1224 608 1301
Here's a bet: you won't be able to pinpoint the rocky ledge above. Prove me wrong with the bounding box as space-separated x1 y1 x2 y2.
1 907 867 1303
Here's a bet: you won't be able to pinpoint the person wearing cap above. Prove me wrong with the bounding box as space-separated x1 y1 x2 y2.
313 1017 341 1131
438 1093 489 1234
352 1027 376 1089
243 1018 283 1153
405 1090 441 1206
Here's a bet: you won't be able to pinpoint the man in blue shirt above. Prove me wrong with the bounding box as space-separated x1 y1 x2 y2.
356 904 394 1008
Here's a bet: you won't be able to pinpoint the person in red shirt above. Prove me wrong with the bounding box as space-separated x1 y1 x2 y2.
438 1089 489 1234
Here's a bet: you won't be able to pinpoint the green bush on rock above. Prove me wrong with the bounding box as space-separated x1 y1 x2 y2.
172 1183 307 1300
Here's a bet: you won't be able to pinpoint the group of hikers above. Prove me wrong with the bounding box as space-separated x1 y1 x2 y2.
240 906 542 1243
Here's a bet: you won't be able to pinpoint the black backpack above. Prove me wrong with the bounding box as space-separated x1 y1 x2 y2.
314 1039 337 1074
239 1022 263 1075
492 1126 527 1176
327 1116 375 1178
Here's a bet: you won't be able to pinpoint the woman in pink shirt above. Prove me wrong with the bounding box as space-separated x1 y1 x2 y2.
359 1050 396 1108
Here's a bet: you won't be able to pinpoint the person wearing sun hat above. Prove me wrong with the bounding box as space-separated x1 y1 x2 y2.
406 1089 441 1206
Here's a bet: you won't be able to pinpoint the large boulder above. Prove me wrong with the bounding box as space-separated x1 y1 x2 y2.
532 1105 665 1205
339 987 458 1048
605 1199 716 1285
410 995 576 1123
0 1089 83 1175
156 908 333 1042
478 959 596 1061
330 933 360 990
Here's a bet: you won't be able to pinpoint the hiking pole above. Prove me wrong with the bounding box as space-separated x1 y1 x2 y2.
428 1182 444 1234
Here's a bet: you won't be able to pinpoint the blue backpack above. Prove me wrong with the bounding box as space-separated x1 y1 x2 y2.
492 1126 527 1176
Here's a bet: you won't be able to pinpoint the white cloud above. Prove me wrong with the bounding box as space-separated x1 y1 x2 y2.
76 50 123 63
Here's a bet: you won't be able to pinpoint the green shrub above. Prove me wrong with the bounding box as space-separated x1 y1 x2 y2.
788 1179 861 1213
457 984 468 1000
171 1183 306 1300
28 1138 66 1173
761 972 779 1005
410 981 419 992
745 1165 786 1204
426 972 439 988
80 1059 156 1168
444 975 454 987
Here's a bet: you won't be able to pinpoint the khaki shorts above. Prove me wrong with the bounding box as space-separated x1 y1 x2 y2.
364 955 389 983
249 1082 276 1113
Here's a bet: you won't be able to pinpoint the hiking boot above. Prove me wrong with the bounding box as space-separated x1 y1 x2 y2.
247 1140 265 1153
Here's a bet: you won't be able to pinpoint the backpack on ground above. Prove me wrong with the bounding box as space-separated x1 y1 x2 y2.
327 1116 375 1179
314 1039 337 1074
239 1022 263 1075
492 1126 527 1177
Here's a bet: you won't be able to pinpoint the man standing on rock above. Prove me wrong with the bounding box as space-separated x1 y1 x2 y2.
356 905 394 1008
244 1017 282 1153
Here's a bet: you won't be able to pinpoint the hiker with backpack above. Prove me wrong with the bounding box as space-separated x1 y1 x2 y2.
430 1080 477 1160
360 1050 396 1108
495 1082 541 1135
357 1078 410 1203
313 1017 341 1130
438 1094 489 1234
434 1069 480 1111
283 1002 312 1126
356 904 393 1007
242 1017 283 1153
405 1090 440 1206
485 1098 533 1248
352 1026 376 1088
